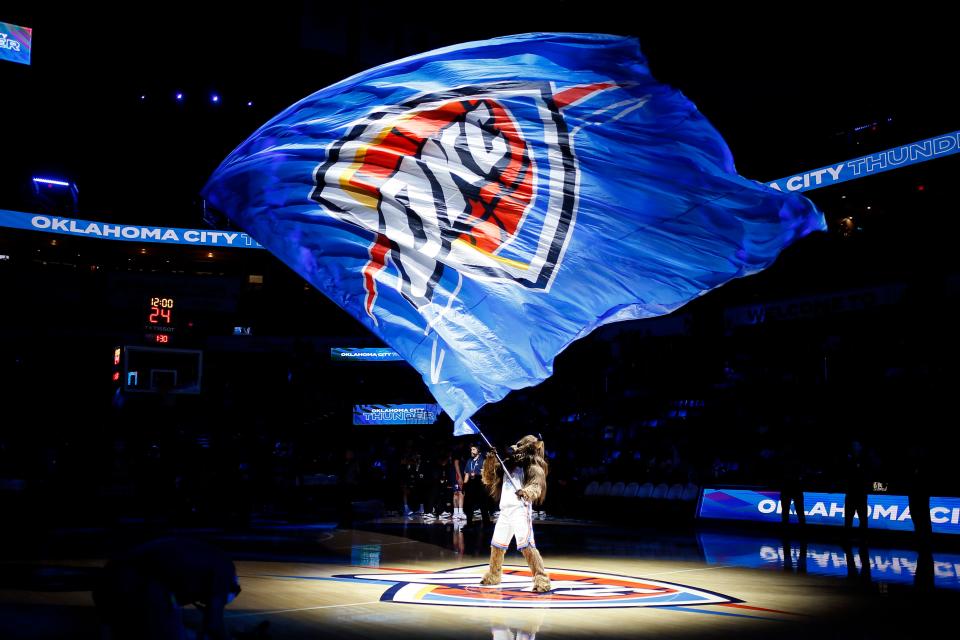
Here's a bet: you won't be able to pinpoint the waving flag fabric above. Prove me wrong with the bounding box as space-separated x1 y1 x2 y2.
203 33 825 429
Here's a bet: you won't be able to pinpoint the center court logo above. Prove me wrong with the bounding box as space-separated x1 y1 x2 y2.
335 565 737 609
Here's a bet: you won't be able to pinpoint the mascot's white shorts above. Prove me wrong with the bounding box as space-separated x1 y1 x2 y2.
491 504 537 551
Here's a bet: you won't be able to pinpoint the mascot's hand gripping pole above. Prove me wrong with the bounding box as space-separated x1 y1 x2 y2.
474 426 526 500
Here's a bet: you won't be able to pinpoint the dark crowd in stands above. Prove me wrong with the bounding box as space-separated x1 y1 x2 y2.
2 264 956 529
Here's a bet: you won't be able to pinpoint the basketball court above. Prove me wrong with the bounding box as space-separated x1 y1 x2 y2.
2 519 956 638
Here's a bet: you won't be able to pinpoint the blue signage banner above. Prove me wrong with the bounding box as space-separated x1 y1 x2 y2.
352 404 440 425
331 348 403 362
698 532 960 590
0 210 263 249
697 488 960 534
0 21 31 66
932 498 960 535
766 130 960 193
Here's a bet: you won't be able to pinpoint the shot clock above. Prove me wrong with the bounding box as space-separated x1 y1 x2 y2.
145 296 175 344
148 296 174 326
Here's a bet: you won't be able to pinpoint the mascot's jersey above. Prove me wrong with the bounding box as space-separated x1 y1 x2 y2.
500 467 526 510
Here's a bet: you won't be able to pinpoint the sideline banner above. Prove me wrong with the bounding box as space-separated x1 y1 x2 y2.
698 488 960 534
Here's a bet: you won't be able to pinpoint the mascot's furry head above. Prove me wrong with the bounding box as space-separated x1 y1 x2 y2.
484 434 549 506
507 434 547 469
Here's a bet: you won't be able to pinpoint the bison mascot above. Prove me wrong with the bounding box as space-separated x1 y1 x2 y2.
480 434 551 592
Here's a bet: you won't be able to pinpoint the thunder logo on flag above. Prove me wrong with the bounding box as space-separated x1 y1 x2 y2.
203 33 825 429
311 81 613 324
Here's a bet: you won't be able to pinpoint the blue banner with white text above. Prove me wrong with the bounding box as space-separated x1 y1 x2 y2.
0 210 262 248
698 488 960 534
331 348 403 362
353 404 441 425
766 130 960 193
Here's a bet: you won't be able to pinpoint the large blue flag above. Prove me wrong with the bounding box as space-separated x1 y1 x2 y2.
203 33 825 429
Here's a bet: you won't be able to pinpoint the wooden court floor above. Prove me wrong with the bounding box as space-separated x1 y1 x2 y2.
1 521 957 638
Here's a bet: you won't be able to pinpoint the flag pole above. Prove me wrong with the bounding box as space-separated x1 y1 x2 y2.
472 424 524 497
